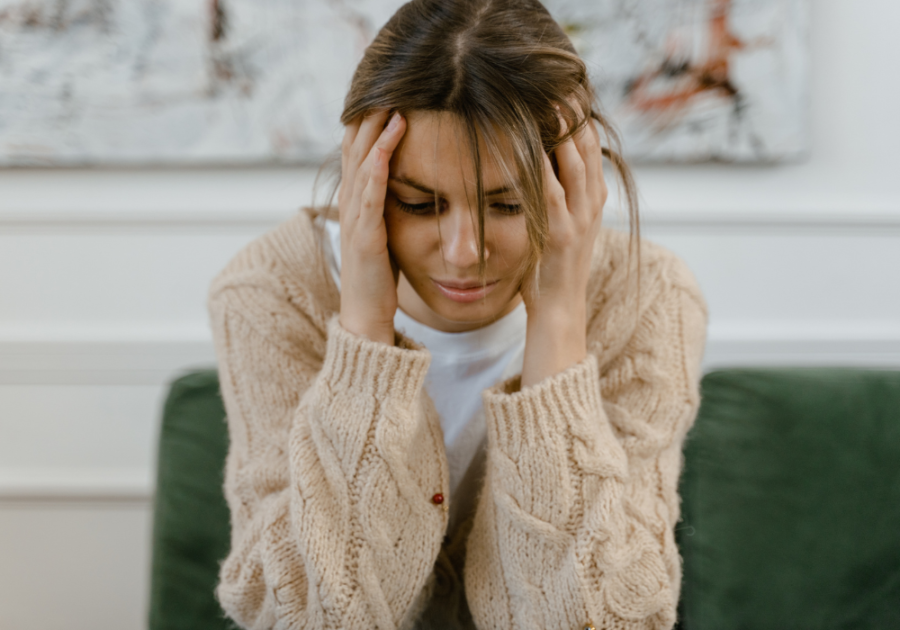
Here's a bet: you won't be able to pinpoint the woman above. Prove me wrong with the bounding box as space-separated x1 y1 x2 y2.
208 0 708 628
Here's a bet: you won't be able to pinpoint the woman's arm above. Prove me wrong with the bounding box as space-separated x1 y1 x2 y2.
464 259 708 630
210 282 448 629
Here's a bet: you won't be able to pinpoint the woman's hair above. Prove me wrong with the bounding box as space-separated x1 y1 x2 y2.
311 0 639 288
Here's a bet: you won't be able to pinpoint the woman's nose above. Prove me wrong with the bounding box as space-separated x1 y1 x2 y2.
441 207 488 269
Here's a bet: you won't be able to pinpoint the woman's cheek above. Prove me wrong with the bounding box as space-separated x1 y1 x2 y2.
492 216 530 270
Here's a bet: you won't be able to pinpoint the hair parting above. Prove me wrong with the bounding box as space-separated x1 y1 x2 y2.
307 0 641 305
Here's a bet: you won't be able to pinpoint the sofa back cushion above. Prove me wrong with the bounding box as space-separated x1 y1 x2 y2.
150 367 900 629
677 368 900 630
149 370 235 630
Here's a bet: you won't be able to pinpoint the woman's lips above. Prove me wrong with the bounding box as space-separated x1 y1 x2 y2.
432 279 499 303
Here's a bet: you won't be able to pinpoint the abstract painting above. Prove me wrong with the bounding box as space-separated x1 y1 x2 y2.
0 0 401 165
0 0 808 165
551 0 810 162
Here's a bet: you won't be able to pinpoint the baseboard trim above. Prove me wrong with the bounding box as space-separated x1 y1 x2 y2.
0 469 153 502
1 326 899 385
0 333 216 385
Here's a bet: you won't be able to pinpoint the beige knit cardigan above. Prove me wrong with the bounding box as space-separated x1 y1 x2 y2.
208 207 708 630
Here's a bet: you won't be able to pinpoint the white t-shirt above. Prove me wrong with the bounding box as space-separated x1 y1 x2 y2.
322 219 526 525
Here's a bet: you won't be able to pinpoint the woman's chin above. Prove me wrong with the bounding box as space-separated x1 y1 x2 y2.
398 273 522 332
424 292 521 330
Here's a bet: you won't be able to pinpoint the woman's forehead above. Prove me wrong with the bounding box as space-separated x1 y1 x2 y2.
391 110 517 194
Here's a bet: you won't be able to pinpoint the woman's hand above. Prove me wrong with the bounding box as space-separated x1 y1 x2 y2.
520 111 608 388
338 109 408 346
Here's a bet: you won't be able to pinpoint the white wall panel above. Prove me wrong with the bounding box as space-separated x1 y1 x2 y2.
647 228 900 324
0 501 151 630
0 227 274 327
0 385 163 472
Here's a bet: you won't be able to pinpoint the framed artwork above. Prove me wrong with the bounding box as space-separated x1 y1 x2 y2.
550 0 811 162
0 0 808 165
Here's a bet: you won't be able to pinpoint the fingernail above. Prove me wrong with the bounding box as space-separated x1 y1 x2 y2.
387 112 401 131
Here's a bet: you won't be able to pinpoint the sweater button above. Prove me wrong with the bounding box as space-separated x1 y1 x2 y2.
432 493 444 505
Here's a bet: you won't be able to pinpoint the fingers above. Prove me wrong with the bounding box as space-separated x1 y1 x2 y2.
339 109 389 209
553 120 588 221
554 106 607 235
339 117 362 207
341 117 362 172
553 109 598 232
340 110 399 212
573 119 601 205
572 118 608 221
350 112 407 232
542 149 569 233
349 109 392 174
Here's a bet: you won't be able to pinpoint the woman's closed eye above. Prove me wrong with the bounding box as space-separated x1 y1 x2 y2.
491 202 523 215
395 199 436 215
395 199 523 216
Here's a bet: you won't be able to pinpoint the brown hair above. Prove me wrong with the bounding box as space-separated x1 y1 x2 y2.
311 0 639 290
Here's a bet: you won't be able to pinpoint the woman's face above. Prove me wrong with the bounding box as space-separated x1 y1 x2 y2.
384 110 530 333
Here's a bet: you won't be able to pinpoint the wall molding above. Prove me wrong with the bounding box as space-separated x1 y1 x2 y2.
703 334 900 369
2 324 899 386
0 469 153 502
2 209 900 232
639 211 900 233
0 211 293 232
0 342 215 386
1 326 898 501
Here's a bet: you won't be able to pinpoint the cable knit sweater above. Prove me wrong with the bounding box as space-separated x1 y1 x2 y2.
208 207 708 630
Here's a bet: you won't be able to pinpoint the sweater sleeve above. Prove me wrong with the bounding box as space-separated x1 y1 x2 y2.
463 270 708 630
209 285 449 630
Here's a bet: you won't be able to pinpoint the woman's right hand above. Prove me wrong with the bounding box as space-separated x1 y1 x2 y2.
338 109 408 346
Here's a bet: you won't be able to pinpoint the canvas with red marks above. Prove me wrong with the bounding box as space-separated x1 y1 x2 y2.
0 0 808 165
551 0 810 162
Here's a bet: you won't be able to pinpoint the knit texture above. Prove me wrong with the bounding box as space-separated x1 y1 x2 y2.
208 208 708 630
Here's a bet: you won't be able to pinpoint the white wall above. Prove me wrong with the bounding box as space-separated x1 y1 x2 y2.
1 0 899 627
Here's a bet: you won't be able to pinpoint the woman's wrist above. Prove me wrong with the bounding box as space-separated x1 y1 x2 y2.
338 314 396 346
521 303 587 388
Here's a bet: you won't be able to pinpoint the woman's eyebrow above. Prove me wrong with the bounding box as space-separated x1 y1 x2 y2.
388 174 516 197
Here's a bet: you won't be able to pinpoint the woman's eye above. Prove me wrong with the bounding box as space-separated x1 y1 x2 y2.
395 200 437 215
395 199 521 216
492 203 522 215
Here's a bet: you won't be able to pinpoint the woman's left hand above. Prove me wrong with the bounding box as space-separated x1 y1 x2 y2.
520 110 608 388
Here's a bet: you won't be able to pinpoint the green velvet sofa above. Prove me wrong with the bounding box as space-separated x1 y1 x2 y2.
149 368 900 629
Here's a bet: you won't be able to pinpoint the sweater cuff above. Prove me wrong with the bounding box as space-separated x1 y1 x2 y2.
482 353 628 477
322 314 431 413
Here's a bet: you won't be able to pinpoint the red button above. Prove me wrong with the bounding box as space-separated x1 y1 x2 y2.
432 493 444 505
